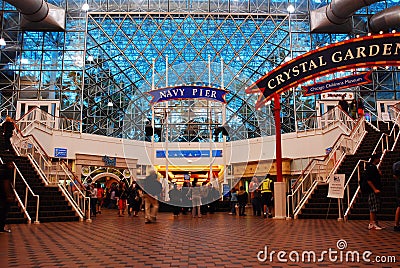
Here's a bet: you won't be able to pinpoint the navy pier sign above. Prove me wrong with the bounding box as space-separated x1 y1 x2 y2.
246 33 400 109
147 85 228 103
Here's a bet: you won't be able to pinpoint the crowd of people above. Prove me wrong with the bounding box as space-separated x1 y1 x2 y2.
229 175 274 218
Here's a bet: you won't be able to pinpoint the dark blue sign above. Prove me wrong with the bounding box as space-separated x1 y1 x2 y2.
156 150 223 158
54 148 67 158
102 155 116 166
303 72 372 96
147 85 228 103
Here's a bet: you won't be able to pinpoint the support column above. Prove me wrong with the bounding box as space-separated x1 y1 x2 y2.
273 93 286 219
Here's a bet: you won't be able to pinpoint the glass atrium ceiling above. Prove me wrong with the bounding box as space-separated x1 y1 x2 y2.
0 0 399 141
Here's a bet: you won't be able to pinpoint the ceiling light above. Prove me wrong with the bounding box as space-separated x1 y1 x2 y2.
287 4 295 13
82 3 89 11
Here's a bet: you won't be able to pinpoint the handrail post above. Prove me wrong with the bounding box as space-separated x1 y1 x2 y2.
34 196 40 224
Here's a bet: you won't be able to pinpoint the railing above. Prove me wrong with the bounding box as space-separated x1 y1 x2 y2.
296 106 355 135
343 104 400 219
0 157 32 223
58 162 89 222
11 115 90 222
288 117 366 219
17 106 81 134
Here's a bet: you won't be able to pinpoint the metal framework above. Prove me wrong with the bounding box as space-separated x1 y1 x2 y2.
0 0 399 141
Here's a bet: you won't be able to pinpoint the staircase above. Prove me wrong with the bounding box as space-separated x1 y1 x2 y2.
347 147 399 221
298 122 383 219
0 133 79 224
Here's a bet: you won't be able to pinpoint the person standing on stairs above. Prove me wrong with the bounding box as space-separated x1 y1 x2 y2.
2 116 15 152
365 153 384 230
338 95 349 115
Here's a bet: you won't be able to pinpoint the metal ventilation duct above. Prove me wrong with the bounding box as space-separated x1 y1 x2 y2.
369 6 400 33
310 0 383 33
4 0 65 31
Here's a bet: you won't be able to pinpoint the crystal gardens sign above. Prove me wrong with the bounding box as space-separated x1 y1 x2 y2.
246 33 400 109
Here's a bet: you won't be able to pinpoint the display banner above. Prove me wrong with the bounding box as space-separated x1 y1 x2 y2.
327 174 345 199
245 33 400 109
147 85 228 103
302 71 372 96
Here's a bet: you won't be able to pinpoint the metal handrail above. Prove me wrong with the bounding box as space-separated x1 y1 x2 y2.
58 162 91 222
0 157 32 223
296 106 355 134
12 162 40 224
11 116 90 221
288 117 366 218
343 159 368 219
28 153 50 186
344 103 400 219
16 106 81 133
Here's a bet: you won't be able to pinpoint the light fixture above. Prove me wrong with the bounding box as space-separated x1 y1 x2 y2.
82 3 89 11
0 38 6 46
287 4 295 13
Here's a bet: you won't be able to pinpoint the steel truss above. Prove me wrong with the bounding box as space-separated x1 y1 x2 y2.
0 0 399 140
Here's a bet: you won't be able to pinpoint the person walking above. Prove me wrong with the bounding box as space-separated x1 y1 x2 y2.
141 171 162 223
236 186 248 216
364 154 384 230
117 183 128 217
260 174 274 218
229 188 238 215
249 177 262 216
2 116 15 151
189 179 202 218
96 183 104 214
0 161 15 233
168 183 181 217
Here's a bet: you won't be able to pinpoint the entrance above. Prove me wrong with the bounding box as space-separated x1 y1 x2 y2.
316 92 355 117
16 100 60 120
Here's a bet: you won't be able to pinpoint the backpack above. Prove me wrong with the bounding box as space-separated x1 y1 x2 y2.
359 169 372 195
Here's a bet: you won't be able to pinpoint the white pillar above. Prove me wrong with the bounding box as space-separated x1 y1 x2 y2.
273 182 286 219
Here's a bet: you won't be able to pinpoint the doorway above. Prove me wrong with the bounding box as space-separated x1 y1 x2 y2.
16 100 60 120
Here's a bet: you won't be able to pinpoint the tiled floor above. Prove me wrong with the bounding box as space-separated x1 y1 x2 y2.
1 208 399 267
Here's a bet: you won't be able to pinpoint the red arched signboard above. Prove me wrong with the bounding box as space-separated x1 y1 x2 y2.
246 33 400 109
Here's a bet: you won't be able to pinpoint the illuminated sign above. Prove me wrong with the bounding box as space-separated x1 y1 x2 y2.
156 150 223 158
246 33 400 109
147 85 228 103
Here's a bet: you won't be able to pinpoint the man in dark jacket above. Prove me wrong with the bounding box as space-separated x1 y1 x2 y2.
0 162 14 233
237 186 248 216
